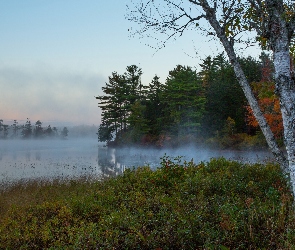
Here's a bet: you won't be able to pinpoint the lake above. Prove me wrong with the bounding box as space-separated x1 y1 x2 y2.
0 138 274 184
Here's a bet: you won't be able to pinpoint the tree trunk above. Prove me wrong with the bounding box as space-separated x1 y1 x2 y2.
266 0 295 194
200 1 288 173
274 48 295 193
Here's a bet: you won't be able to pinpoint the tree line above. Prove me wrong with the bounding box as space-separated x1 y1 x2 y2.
126 0 295 198
96 53 281 148
0 118 69 140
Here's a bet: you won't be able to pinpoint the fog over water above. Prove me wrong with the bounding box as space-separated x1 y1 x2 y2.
0 138 274 184
0 138 99 183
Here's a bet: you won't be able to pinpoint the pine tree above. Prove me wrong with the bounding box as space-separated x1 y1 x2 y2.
96 65 144 143
161 65 206 137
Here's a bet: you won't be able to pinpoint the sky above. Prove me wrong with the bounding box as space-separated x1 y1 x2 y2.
0 0 261 127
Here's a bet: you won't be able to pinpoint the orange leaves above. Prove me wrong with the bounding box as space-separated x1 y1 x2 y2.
245 81 283 139
245 105 259 128
245 57 283 138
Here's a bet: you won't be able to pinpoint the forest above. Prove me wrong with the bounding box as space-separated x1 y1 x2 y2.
96 53 283 149
0 118 69 139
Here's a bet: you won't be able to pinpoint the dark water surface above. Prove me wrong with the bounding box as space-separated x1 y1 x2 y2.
0 139 274 183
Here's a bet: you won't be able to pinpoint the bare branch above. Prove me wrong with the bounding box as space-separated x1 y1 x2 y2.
127 0 207 50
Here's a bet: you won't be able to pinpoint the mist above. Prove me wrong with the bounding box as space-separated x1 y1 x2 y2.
109 145 274 168
0 135 273 185
0 137 99 184
0 65 105 126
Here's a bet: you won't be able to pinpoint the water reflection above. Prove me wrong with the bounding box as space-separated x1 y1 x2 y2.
0 139 100 182
0 138 274 183
98 147 126 177
98 146 275 176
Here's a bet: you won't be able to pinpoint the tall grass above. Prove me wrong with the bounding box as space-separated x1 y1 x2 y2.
0 157 295 249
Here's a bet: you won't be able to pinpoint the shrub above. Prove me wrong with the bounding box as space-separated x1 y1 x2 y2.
0 158 294 249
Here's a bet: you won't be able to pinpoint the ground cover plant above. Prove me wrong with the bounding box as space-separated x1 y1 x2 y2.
0 157 295 249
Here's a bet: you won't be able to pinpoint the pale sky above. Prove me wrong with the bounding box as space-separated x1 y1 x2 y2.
0 0 260 126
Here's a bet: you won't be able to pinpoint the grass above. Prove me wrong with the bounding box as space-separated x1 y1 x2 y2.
0 156 295 249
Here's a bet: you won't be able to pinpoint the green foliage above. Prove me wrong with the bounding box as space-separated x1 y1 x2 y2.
127 100 150 143
200 54 262 136
160 65 206 138
1 158 295 249
96 64 208 146
96 65 145 144
145 75 165 137
96 54 272 147
97 121 113 142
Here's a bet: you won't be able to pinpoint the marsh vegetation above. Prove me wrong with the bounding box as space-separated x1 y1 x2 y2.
0 157 295 249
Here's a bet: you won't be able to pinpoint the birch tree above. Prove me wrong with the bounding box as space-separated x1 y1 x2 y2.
127 0 295 195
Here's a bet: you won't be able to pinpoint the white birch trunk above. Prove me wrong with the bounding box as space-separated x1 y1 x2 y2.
266 0 295 195
274 49 295 194
199 0 288 173
130 0 295 195
201 0 295 196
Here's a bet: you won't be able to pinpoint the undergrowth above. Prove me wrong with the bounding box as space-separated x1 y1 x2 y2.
0 157 295 249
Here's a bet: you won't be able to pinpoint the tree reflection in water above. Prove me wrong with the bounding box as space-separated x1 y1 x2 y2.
98 147 125 177
98 146 275 177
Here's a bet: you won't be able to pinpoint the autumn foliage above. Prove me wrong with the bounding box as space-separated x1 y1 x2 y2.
245 60 283 139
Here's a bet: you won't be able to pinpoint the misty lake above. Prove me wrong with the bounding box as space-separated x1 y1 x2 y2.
0 138 274 184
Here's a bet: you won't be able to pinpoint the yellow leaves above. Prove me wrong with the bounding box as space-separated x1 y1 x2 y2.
283 3 295 22
285 10 294 16
290 42 295 58
237 24 241 31
224 20 240 37
224 14 244 37
257 36 268 49
235 7 243 14
225 23 234 37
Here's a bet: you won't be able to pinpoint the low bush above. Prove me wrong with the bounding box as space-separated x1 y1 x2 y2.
0 157 294 249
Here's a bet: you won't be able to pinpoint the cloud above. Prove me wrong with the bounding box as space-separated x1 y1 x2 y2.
0 65 106 126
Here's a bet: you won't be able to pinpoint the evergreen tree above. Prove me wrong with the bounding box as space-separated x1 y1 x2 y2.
97 120 114 143
3 124 9 139
161 65 206 137
0 120 9 139
61 127 69 139
34 120 43 138
200 54 261 136
124 65 145 105
96 65 144 143
145 75 165 137
11 120 19 138
45 125 54 137
97 72 126 141
0 120 3 139
127 100 150 142
52 127 58 137
21 118 32 139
